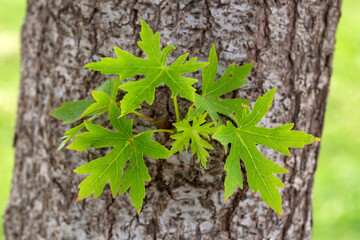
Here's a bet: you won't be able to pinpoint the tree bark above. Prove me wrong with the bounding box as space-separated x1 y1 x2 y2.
5 0 341 239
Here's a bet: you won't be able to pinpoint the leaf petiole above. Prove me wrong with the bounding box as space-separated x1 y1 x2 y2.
131 111 160 124
173 95 180 122
88 112 103 121
151 129 175 134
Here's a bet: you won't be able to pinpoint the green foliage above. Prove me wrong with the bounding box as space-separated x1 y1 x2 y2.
192 45 251 125
171 113 215 168
80 77 121 118
51 20 319 214
50 100 94 124
85 20 207 115
213 88 319 214
51 77 121 151
57 123 85 151
50 77 120 124
70 102 171 212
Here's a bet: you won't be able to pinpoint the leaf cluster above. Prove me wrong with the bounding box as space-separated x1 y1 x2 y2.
51 20 319 214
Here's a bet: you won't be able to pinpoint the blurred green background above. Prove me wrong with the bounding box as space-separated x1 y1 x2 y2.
0 0 24 239
0 1 359 239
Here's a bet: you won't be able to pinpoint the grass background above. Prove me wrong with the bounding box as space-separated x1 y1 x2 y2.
0 1 359 239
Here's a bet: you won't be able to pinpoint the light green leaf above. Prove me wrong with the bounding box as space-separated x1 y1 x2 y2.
119 150 150 213
95 77 121 100
84 47 151 77
68 101 131 151
213 88 320 215
74 145 131 199
211 122 243 200
120 131 171 212
67 120 129 151
57 123 85 151
85 19 207 115
171 113 215 168
51 100 94 124
81 91 111 118
53 77 122 150
72 101 171 212
81 77 122 118
52 78 121 125
193 45 252 124
133 131 173 160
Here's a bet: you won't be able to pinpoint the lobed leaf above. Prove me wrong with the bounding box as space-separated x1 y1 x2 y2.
80 91 111 118
52 20 322 216
119 131 171 212
53 78 121 150
192 45 252 125
213 88 320 215
72 102 171 212
85 20 207 115
171 113 215 168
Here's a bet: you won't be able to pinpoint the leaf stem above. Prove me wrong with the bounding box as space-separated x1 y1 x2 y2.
151 129 175 134
173 95 180 122
88 112 102 121
132 111 159 124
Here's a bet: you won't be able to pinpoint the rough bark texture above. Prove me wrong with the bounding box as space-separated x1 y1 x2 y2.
5 0 341 239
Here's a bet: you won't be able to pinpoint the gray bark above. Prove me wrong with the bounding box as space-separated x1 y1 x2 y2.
4 0 341 239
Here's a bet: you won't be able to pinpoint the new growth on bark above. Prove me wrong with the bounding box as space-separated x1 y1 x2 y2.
5 1 341 239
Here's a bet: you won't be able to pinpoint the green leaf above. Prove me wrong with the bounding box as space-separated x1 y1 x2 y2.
72 101 171 212
51 78 121 125
95 77 121 100
119 150 150 213
119 131 171 212
74 145 131 199
171 113 215 168
193 45 252 124
111 78 121 100
81 77 122 118
57 123 85 151
84 20 207 115
54 78 122 151
51 100 94 124
213 88 320 215
81 91 112 118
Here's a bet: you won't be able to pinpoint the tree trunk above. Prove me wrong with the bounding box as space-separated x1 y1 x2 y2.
4 0 341 239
